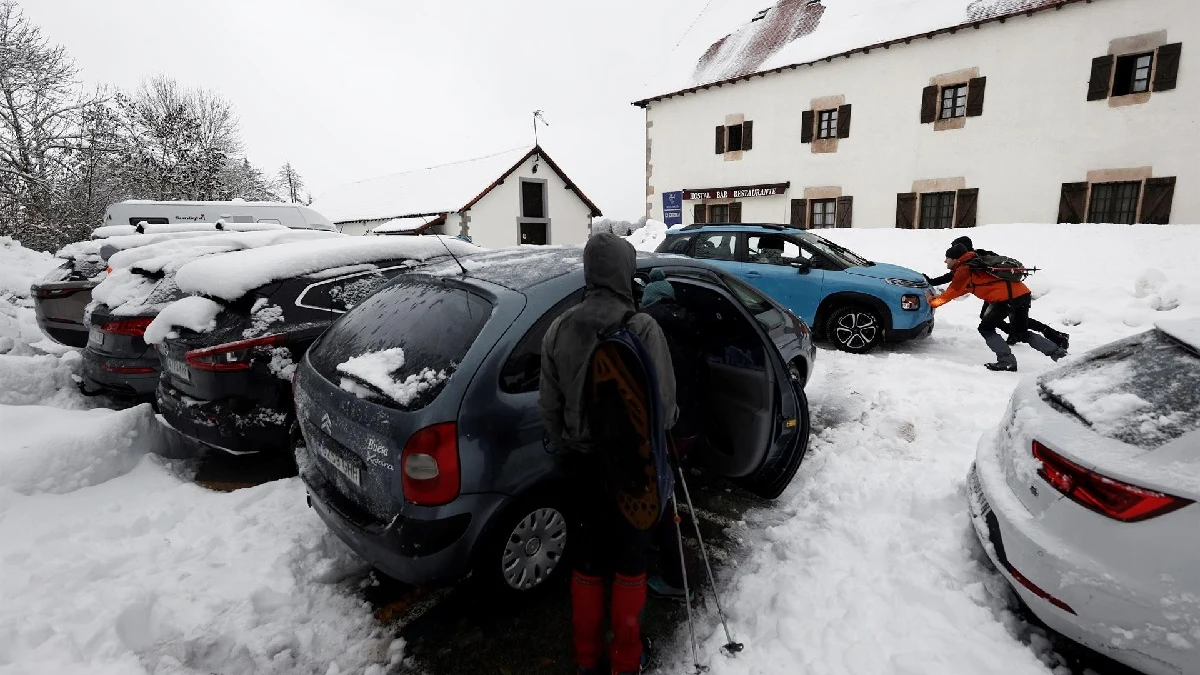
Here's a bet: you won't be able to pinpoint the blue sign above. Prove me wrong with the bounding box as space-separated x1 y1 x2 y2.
662 191 683 226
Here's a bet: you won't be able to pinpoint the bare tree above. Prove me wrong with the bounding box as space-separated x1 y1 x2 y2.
276 161 304 203
0 0 90 240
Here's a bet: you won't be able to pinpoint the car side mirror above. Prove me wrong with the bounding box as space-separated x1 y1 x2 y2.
791 261 812 274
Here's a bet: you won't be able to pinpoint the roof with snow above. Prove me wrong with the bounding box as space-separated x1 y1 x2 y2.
312 145 602 226
637 0 1088 106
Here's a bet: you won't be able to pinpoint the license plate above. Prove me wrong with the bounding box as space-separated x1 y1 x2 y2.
165 358 190 382
968 465 993 518
315 440 362 488
88 329 104 347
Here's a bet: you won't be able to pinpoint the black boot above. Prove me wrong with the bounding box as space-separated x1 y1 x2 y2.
1050 330 1070 350
985 362 1018 372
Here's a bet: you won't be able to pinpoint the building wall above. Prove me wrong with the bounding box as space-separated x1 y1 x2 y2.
338 221 378 236
463 153 594 249
645 0 1199 227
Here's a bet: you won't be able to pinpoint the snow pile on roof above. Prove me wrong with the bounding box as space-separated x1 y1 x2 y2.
312 146 533 224
370 215 442 234
336 347 449 406
58 231 225 262
173 235 483 301
144 296 223 344
644 0 1063 99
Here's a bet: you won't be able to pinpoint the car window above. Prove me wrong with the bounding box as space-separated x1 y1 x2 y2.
499 289 585 394
747 234 811 266
660 235 693 255
694 233 736 261
722 275 786 331
299 266 409 313
310 280 494 410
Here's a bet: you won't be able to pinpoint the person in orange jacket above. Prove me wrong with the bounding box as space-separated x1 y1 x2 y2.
930 242 1068 371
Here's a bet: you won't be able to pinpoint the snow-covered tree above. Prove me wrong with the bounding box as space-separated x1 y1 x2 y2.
276 161 304 203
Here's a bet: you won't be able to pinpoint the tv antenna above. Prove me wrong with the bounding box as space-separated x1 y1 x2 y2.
532 110 550 145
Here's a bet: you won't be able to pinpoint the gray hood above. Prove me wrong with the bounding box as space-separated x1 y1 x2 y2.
584 232 636 304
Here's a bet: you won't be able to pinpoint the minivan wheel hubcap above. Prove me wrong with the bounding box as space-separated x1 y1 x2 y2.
502 507 567 591
834 312 879 350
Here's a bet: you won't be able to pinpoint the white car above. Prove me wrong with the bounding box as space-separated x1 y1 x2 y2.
969 319 1200 675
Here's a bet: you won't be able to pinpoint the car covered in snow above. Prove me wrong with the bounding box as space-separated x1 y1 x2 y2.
293 247 815 593
655 224 933 353
148 236 483 455
32 223 290 348
80 229 341 400
968 319 1200 675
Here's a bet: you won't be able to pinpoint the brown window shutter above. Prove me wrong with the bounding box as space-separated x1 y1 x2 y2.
1153 43 1183 92
790 198 807 228
800 110 814 143
1057 182 1088 223
837 104 852 138
1088 55 1114 100
693 204 707 224
1140 176 1176 224
715 126 725 154
835 196 853 228
728 202 743 224
896 193 917 228
955 188 979 228
920 85 938 123
741 121 753 150
966 77 986 117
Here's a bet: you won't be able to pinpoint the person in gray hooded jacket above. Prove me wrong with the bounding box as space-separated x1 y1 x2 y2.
539 232 678 675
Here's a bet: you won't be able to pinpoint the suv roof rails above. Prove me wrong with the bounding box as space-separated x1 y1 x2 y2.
679 222 791 231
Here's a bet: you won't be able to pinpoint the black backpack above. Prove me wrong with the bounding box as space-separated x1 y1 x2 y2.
967 248 1037 282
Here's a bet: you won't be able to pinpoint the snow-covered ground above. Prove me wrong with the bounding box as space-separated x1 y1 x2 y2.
1 224 1197 674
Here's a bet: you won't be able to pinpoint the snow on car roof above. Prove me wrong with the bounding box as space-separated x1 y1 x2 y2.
57 231 229 261
173 235 484 301
421 246 586 291
1156 318 1200 354
641 0 1066 102
311 146 534 224
105 229 341 272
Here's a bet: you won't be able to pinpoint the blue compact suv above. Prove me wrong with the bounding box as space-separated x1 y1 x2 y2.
656 224 933 353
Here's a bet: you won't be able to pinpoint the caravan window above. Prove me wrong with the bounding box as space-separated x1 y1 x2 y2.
129 217 170 225
258 219 281 224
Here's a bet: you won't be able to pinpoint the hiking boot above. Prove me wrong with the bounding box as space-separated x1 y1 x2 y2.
1051 349 1069 362
1050 331 1070 350
647 575 696 602
985 362 1018 372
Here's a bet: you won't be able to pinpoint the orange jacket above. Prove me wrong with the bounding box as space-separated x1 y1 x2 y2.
930 251 1030 308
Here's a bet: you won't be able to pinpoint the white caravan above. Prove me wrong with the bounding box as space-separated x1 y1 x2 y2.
101 200 336 231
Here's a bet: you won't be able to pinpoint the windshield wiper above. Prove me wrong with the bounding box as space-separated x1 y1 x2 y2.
338 371 392 401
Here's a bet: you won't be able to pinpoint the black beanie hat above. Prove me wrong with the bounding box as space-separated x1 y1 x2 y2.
945 243 969 260
951 235 973 250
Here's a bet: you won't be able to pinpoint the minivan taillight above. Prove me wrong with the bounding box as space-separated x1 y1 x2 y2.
401 422 459 506
185 334 286 372
101 317 154 337
1033 441 1193 522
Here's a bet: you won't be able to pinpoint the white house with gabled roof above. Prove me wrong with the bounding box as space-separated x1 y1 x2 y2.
637 0 1197 231
312 145 602 249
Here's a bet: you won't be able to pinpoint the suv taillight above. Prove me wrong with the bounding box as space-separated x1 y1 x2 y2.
101 317 154 337
401 422 460 506
185 334 286 372
1033 441 1193 522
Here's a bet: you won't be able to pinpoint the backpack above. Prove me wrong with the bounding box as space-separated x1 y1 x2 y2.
585 312 674 530
967 249 1038 282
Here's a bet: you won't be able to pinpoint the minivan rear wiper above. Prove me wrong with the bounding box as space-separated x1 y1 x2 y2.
337 371 392 402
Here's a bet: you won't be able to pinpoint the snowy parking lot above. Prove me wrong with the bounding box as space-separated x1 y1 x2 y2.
1 224 1197 675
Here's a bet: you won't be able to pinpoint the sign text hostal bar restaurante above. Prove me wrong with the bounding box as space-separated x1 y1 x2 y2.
682 182 790 201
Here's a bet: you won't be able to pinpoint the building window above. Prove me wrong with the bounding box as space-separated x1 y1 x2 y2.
810 199 837 228
1112 52 1154 96
1087 181 1140 224
521 180 546 219
940 84 968 119
708 204 730 223
920 192 956 229
714 121 753 154
817 109 838 139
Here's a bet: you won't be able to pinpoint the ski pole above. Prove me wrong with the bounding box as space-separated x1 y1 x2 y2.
670 442 744 655
672 493 706 674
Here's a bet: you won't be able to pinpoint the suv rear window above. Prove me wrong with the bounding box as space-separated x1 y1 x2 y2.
656 235 693 255
1040 329 1200 450
310 280 493 410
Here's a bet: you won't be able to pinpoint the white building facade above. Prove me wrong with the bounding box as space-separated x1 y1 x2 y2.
313 146 601 249
639 0 1197 230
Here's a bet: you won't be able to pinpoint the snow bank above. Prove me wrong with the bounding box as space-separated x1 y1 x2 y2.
336 347 449 406
0 237 64 356
625 219 669 251
174 235 484 301
144 296 223 344
0 404 165 495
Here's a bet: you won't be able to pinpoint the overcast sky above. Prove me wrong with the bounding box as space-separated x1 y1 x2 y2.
21 0 701 220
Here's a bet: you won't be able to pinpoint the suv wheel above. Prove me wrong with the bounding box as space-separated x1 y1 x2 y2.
827 305 883 354
487 501 569 593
